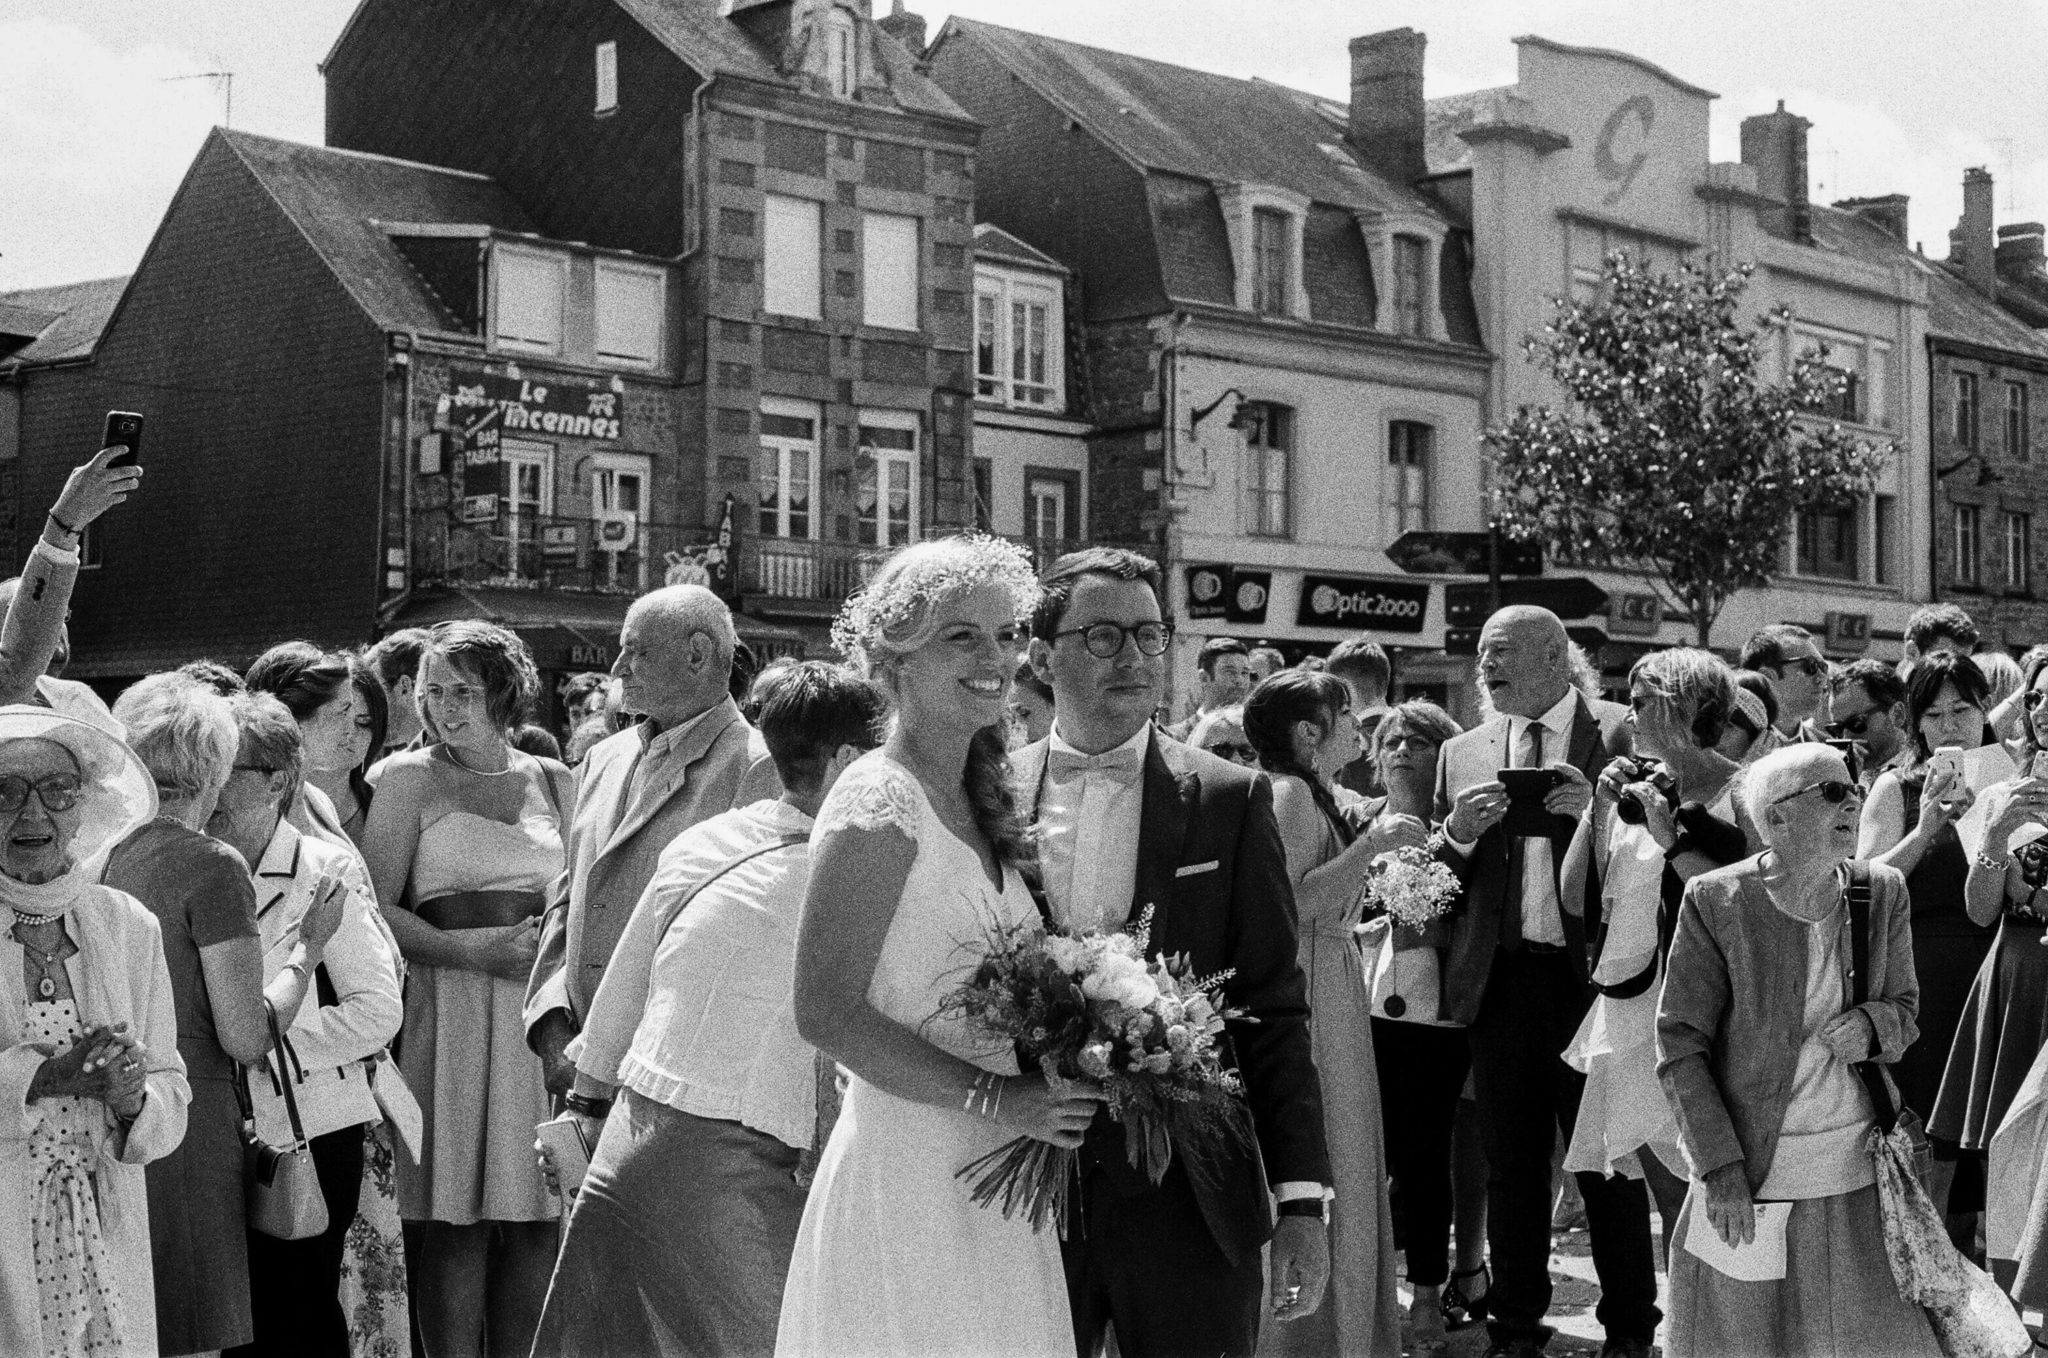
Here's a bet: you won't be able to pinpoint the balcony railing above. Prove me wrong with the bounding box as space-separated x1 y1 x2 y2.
420 518 1153 605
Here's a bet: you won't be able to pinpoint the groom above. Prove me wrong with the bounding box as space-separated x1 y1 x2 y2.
1018 547 1331 1358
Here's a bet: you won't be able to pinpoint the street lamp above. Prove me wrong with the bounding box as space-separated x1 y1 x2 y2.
1189 387 1258 436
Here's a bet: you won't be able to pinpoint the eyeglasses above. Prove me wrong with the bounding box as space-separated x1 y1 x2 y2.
1379 733 1439 754
1769 779 1860 808
1828 712 1878 737
1773 656 1831 679
2025 690 2048 711
1201 741 1259 765
1053 621 1175 659
0 774 82 814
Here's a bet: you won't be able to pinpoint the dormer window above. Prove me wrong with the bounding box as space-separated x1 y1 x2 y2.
1357 211 1447 341
1215 184 1309 319
824 8 857 99
1391 236 1426 336
594 41 618 115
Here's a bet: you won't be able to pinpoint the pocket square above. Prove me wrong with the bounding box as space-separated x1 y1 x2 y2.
1175 861 1220 878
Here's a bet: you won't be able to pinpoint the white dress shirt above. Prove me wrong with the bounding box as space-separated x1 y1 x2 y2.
1508 689 1578 947
568 799 818 1150
1036 724 1149 936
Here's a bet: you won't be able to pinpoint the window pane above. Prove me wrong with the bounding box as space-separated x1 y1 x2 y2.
1875 494 1897 585
495 249 564 351
763 195 822 319
1393 236 1426 337
1252 208 1288 315
595 40 618 114
2008 382 2030 461
756 447 782 536
595 262 664 364
862 212 920 331
1243 403 1291 536
972 459 994 532
975 292 999 397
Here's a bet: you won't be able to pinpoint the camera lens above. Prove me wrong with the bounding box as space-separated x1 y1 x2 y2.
1615 790 1646 825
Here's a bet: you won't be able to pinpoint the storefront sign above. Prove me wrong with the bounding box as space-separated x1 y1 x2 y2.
460 493 499 524
448 368 624 441
568 643 612 668
541 524 580 560
1225 569 1270 625
1295 574 1430 633
1825 611 1871 654
460 407 503 497
1185 565 1229 620
1608 592 1664 636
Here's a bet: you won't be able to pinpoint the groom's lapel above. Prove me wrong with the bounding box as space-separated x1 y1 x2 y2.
1134 730 1199 949
1014 739 1053 928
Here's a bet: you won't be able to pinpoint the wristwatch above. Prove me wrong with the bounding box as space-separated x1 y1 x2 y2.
564 1091 613 1120
1277 1198 1328 1223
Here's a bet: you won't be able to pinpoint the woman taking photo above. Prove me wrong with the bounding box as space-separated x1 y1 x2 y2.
106 674 339 1357
1658 744 1937 1357
1241 669 1417 1358
1856 650 1996 1220
361 621 574 1358
1930 649 2048 1187
777 537 1100 1357
1349 699 1490 1354
0 706 185 1358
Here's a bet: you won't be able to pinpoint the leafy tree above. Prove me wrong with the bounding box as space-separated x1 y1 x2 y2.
1484 253 1894 646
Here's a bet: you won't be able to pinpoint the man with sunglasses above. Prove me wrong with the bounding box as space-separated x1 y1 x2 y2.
1739 624 1834 743
1019 547 1331 1358
1829 659 1908 786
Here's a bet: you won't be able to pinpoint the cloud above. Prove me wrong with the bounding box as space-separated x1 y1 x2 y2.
0 18 224 290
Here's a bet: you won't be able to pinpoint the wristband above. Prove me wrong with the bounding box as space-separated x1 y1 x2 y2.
1277 1198 1327 1222
564 1091 612 1120
45 511 81 540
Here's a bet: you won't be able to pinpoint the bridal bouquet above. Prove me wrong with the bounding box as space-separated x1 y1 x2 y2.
943 908 1256 1233
1356 831 1460 932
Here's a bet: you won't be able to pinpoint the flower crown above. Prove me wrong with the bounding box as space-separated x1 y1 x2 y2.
830 534 1042 673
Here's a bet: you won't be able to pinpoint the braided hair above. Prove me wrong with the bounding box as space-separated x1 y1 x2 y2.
1241 669 1355 844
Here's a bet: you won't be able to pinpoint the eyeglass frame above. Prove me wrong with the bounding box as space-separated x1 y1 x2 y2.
1767 779 1860 809
0 774 84 815
1200 740 1259 765
1050 620 1177 659
1828 711 1880 737
1768 655 1832 680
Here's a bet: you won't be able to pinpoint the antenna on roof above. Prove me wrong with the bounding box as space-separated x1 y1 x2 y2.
162 70 233 128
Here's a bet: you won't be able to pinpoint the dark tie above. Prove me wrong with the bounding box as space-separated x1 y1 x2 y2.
1501 720 1542 951
1047 746 1142 786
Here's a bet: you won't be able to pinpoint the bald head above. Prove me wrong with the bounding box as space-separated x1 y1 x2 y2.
1477 606 1570 719
615 585 738 729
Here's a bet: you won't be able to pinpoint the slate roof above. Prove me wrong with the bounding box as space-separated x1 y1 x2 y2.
973 223 1067 273
0 276 130 367
1422 87 1512 177
218 129 539 335
1811 202 2048 362
937 17 1445 219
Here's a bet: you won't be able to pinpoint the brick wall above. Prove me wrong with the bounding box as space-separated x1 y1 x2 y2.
1930 345 2048 650
325 0 696 259
12 138 388 678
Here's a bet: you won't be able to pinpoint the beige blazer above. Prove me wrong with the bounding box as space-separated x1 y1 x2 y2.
523 696 778 1038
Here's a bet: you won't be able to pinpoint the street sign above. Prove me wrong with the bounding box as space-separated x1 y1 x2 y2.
1608 592 1664 636
1566 626 1609 653
1444 577 1611 627
1385 531 1542 577
1295 574 1430 633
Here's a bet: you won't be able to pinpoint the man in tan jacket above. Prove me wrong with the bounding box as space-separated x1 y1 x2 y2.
524 584 779 1094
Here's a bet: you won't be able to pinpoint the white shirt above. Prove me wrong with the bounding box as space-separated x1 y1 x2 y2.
568 800 819 1150
1036 724 1149 936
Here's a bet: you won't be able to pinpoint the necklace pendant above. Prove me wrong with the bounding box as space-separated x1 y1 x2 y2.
36 975 54 999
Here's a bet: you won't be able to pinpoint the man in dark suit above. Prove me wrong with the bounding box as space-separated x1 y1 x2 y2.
1433 605 1657 1358
1020 547 1331 1358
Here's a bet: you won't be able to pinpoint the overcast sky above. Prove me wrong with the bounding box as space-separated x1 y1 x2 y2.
5 0 2046 292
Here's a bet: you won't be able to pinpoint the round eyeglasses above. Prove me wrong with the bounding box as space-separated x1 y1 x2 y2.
0 774 83 814
1052 621 1176 659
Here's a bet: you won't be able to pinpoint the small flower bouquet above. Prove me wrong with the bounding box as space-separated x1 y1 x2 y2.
1356 831 1461 933
943 908 1256 1233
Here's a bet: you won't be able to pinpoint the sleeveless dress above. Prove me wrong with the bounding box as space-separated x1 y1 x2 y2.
1930 832 2048 1150
1895 774 1997 1124
1257 780 1400 1358
395 800 564 1224
774 751 1072 1358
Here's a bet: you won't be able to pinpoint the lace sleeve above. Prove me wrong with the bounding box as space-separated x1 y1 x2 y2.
815 757 924 841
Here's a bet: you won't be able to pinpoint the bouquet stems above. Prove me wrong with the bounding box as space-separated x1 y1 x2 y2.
955 1137 1077 1237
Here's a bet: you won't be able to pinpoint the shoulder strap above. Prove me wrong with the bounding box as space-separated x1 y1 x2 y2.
651 832 806 942
238 1001 313 1147
1845 860 1900 1132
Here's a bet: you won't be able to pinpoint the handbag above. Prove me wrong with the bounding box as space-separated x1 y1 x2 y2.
1847 862 2031 1358
239 1001 330 1242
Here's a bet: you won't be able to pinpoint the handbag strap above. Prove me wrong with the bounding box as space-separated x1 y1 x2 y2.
263 1000 312 1147
651 834 806 942
1845 860 1901 1133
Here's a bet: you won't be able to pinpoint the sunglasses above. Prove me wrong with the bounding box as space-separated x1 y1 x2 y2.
1769 779 1860 808
0 774 83 815
1202 741 1259 765
1773 656 1831 679
2025 690 2048 711
1828 712 1878 737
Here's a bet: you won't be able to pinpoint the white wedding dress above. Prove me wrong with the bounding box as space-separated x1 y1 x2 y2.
775 751 1073 1358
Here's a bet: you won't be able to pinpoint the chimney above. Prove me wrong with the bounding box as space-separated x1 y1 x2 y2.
1997 222 2044 277
1348 28 1427 186
876 0 925 56
1740 101 1811 243
1949 167 1997 297
1834 194 1909 246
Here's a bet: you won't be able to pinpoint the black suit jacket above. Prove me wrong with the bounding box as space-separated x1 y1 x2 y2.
1017 730 1331 1266
1431 692 1632 1026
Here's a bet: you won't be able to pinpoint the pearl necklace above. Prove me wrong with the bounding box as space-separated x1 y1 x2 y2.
9 907 60 927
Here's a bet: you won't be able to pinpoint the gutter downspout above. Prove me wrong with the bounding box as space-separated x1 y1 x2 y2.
377 329 419 633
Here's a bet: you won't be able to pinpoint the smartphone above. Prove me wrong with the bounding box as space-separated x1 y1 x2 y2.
535 1113 593 1200
1931 745 1966 811
102 411 143 467
1498 767 1570 838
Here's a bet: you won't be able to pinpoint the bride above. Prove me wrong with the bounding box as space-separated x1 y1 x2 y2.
776 536 1101 1357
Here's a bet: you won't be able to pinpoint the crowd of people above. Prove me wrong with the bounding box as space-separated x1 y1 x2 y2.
8 441 2048 1358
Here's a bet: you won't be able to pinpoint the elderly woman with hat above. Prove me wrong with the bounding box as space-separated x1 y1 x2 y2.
1658 743 1939 1358
0 704 188 1357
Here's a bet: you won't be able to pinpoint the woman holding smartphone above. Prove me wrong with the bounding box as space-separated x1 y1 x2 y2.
1856 650 1996 1233
1930 651 2048 1192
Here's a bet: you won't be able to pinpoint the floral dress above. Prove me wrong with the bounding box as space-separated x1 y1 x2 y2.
25 999 125 1358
